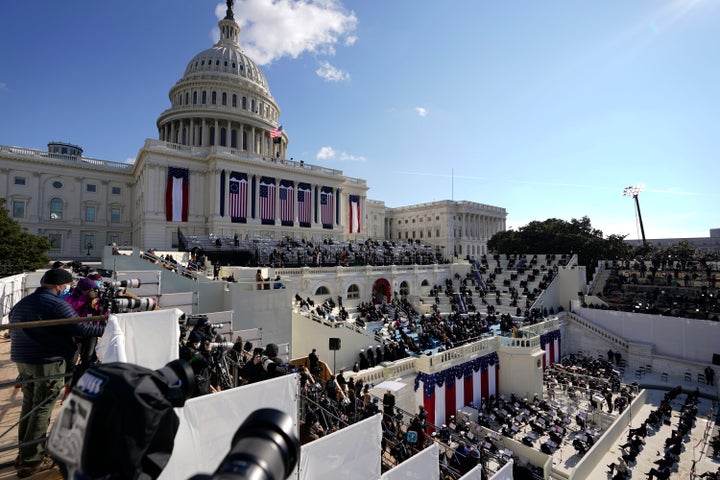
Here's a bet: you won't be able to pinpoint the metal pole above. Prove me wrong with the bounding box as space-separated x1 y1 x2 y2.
634 194 647 246
0 315 108 331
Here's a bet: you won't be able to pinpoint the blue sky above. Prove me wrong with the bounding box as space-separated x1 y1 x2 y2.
1 0 718 241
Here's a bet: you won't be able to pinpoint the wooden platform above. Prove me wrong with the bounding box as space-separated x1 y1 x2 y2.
0 335 62 479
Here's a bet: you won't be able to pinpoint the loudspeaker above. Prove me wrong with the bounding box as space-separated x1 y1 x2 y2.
712 354 720 366
329 338 341 351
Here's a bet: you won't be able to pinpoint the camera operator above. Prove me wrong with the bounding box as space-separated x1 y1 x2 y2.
239 344 288 384
179 331 215 395
10 268 106 477
64 276 108 388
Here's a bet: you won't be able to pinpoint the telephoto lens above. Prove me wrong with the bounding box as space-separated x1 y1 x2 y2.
210 408 299 480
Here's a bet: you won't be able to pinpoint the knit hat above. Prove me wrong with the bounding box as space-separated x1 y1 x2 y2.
75 277 96 293
88 272 103 280
42 268 74 285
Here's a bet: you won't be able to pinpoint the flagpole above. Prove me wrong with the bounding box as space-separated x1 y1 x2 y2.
452 168 454 201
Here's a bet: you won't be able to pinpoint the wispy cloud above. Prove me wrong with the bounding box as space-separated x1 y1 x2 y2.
214 0 357 66
316 146 365 162
125 157 136 165
415 107 427 117
316 61 350 82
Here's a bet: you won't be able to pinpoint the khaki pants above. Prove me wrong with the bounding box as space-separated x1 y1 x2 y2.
16 360 65 464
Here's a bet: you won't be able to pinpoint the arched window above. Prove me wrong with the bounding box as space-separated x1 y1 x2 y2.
211 91 217 104
202 91 207 104
421 279 430 287
193 92 197 104
315 286 330 295
399 281 410 296
347 284 360 299
209 127 215 146
50 198 63 220
231 130 237 148
222 92 227 105
232 94 237 107
220 127 227 146
242 97 247 109
185 92 189 104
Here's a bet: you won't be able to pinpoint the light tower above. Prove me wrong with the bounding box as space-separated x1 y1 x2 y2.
623 185 647 246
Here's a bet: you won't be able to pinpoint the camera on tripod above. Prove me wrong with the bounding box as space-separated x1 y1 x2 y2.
48 360 299 480
97 279 157 313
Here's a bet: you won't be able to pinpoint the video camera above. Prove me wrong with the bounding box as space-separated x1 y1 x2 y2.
48 360 299 480
97 279 157 314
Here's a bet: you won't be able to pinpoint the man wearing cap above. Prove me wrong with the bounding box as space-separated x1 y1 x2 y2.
10 268 106 477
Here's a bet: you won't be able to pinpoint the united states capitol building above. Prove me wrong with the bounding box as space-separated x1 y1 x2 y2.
0 3 505 262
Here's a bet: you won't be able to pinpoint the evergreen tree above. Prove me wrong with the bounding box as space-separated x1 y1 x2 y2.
0 199 51 275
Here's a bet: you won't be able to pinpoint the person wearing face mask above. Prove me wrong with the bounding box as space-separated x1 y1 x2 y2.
9 268 106 477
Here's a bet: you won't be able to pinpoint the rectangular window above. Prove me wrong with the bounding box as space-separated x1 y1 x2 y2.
86 184 97 192
171 231 179 249
111 186 122 195
48 233 62 250
110 208 121 223
84 234 95 250
109 235 120 245
85 206 96 222
12 201 25 218
436 229 440 237
14 177 26 185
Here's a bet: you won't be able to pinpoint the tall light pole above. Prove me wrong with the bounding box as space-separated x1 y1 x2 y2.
623 185 647 246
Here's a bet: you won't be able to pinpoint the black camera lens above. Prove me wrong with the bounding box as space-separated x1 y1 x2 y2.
213 408 299 480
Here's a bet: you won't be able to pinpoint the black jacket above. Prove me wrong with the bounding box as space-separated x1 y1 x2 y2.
10 287 106 364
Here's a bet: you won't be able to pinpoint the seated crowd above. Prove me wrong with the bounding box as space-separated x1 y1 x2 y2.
598 255 719 320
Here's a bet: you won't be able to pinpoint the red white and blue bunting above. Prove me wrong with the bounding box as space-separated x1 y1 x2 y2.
414 352 499 429
539 329 561 370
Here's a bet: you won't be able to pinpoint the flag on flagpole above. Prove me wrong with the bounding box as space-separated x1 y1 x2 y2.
349 195 361 233
166 167 189 222
270 125 283 138
229 172 248 222
279 181 294 225
297 183 311 226
259 177 276 223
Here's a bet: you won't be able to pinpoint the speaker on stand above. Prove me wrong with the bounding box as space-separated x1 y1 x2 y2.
329 338 341 373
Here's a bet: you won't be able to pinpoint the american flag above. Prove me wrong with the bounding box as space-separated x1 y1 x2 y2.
229 172 247 221
259 179 276 222
270 125 283 138
320 188 333 226
297 184 311 225
279 182 294 224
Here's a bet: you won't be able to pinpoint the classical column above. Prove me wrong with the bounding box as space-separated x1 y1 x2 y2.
214 119 220 146
189 119 195 146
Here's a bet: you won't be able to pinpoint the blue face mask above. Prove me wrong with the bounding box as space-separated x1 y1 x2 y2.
94 280 102 288
60 285 71 297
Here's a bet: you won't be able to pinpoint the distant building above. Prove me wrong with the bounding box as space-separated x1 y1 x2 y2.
0 4 505 260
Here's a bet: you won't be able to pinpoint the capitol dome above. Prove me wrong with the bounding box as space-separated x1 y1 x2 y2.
156 4 284 154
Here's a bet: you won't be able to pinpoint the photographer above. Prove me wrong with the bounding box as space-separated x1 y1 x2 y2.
239 344 287 384
10 268 105 477
180 331 214 395
64 277 108 388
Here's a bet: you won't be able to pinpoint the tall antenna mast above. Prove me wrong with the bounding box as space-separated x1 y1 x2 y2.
623 184 647 246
